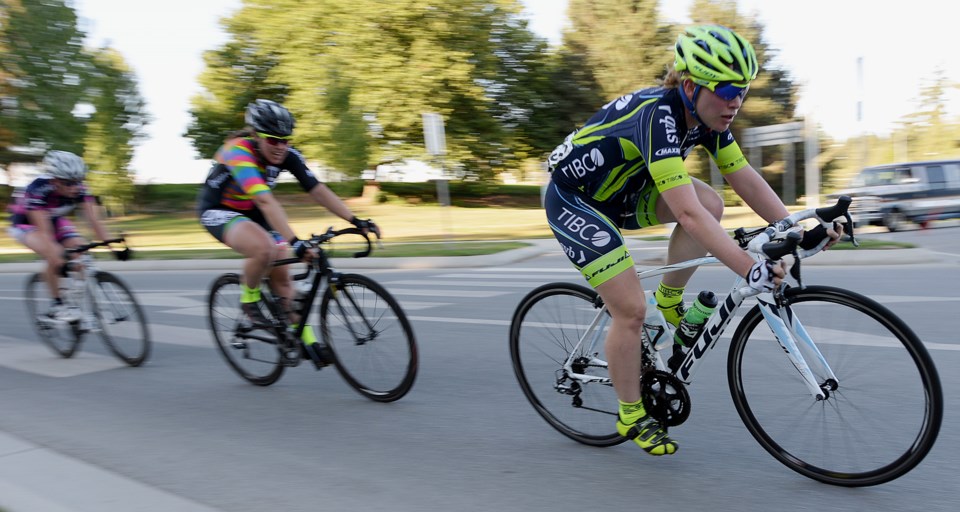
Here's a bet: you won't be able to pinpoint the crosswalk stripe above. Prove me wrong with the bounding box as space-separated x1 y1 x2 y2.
0 335 124 377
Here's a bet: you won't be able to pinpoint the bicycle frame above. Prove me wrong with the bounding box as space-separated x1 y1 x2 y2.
560 254 838 401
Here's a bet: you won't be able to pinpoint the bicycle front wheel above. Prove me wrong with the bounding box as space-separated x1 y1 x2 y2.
728 285 943 487
24 273 82 358
320 274 418 402
509 282 624 447
94 271 150 366
208 273 285 386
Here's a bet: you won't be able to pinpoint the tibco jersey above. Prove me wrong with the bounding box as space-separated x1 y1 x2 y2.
197 137 320 212
547 87 749 204
7 175 94 225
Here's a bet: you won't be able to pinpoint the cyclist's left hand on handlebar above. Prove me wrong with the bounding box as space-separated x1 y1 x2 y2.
350 216 381 239
746 260 786 293
289 237 318 262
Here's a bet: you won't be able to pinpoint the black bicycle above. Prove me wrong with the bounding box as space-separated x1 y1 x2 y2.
24 237 150 366
206 227 418 402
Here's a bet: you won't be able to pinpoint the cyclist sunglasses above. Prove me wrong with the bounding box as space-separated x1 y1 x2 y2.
256 132 292 146
709 81 750 101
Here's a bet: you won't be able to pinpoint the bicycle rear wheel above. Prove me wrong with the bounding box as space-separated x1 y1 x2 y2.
320 274 418 402
208 273 285 386
24 273 82 358
509 282 624 447
93 271 150 366
728 285 943 486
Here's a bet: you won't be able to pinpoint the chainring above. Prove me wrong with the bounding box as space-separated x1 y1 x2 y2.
641 370 691 427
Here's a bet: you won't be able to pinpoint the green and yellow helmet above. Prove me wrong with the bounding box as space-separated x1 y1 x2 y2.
674 25 758 85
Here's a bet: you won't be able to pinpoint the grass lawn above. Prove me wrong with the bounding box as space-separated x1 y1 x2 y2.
0 198 911 260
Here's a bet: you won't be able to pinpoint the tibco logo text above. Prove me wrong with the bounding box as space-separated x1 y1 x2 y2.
558 207 612 248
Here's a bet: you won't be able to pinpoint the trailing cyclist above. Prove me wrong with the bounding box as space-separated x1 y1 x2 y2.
7 150 124 322
544 25 840 455
197 99 380 360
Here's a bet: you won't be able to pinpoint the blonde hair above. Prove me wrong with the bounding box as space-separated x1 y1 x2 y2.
662 67 684 89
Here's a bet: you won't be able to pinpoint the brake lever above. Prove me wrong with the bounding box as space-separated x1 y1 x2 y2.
843 212 859 247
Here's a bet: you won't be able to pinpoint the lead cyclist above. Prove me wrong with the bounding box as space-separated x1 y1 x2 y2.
543 25 841 456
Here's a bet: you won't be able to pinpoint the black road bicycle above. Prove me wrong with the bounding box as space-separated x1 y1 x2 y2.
207 227 418 402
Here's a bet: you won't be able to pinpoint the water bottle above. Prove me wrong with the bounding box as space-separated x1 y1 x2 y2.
292 279 311 310
643 291 673 351
673 290 718 347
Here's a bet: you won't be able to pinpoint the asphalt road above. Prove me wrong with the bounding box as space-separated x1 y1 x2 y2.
1 225 958 512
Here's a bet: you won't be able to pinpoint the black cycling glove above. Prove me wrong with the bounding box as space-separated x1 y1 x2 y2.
289 237 310 260
113 248 132 261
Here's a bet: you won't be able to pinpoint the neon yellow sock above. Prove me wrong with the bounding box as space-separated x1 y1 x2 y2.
241 283 261 304
293 323 317 344
618 399 647 424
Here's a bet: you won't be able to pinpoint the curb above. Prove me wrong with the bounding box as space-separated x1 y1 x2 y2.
0 243 954 274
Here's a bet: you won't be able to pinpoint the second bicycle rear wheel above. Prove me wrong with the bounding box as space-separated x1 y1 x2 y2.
320 274 418 402
728 285 943 486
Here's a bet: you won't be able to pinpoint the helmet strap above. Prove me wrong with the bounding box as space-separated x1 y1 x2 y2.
679 81 706 127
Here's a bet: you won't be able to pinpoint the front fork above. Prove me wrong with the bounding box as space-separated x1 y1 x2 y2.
757 293 839 400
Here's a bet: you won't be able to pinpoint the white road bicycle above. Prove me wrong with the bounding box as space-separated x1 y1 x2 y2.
509 197 943 487
24 237 151 366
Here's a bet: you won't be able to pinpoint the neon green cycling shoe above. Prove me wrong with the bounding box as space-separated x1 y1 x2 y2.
617 413 678 456
657 302 686 328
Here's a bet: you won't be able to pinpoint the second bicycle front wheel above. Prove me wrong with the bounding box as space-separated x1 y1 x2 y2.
510 282 624 447
729 285 943 487
320 274 418 402
93 271 151 366
208 273 285 386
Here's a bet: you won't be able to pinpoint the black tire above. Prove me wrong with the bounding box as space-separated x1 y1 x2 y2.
24 272 82 358
320 274 418 402
509 282 625 447
728 285 943 486
93 272 151 366
208 273 284 386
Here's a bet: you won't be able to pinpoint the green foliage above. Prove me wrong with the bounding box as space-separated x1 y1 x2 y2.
377 181 542 207
0 0 88 159
185 0 566 180
0 0 148 211
83 47 148 215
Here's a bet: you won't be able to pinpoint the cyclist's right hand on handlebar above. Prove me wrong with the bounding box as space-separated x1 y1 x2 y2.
350 216 382 239
746 260 786 293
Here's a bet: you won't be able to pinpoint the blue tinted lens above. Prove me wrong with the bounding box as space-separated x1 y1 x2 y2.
714 82 748 101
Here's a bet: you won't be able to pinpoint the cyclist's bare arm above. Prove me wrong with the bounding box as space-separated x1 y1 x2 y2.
80 199 112 242
660 184 762 278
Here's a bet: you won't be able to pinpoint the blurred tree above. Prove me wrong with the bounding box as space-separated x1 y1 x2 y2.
564 0 674 100
82 47 148 215
0 0 88 165
185 0 559 180
0 0 148 206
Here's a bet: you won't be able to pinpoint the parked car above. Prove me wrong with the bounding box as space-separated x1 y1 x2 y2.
830 159 960 231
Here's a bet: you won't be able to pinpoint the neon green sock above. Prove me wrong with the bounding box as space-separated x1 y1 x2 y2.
618 399 647 424
241 283 261 304
293 323 317 344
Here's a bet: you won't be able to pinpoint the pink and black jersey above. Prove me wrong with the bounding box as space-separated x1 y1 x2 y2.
7 175 94 226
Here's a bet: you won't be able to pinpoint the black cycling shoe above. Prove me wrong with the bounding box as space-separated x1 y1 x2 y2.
241 300 271 327
301 342 332 369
